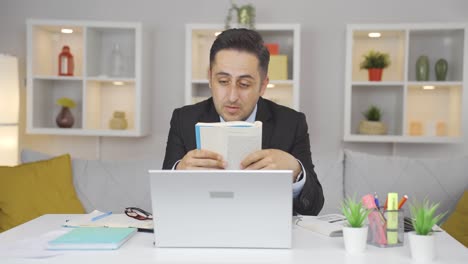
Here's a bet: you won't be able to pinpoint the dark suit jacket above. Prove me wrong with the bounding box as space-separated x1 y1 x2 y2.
162 97 324 215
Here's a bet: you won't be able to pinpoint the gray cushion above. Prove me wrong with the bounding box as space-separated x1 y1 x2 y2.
344 149 468 218
21 149 158 214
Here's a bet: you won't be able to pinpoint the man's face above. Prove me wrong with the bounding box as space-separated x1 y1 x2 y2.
209 49 268 121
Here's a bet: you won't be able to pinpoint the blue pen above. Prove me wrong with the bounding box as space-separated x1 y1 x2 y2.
374 193 380 208
91 211 112 222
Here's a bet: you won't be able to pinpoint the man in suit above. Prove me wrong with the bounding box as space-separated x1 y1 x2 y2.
163 28 324 215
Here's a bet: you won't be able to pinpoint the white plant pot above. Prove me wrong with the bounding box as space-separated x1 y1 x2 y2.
408 232 436 261
343 226 368 254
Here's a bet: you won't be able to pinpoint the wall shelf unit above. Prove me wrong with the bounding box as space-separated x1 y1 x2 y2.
185 24 301 110
344 23 467 143
27 19 150 137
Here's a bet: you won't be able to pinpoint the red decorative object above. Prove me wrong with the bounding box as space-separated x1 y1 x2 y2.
58 46 74 76
368 68 383 81
264 43 279 55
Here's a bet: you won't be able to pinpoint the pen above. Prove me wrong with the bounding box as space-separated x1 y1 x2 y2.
398 195 408 209
91 211 112 222
374 193 380 208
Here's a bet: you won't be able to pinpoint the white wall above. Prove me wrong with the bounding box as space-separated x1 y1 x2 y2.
1 0 467 167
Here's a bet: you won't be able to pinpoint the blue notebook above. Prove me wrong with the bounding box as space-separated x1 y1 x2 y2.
47 227 137 250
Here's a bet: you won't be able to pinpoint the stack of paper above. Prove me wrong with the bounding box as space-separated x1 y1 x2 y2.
47 227 137 250
296 214 346 237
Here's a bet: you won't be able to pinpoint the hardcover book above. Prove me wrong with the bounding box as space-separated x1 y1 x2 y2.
47 227 137 250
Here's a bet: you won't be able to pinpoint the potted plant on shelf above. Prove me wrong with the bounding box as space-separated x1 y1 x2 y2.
408 199 447 262
360 50 391 81
341 195 371 253
359 105 387 135
56 97 76 128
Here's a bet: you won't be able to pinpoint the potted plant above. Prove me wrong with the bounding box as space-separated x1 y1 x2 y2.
359 105 387 135
341 195 371 253
408 199 447 261
56 97 76 128
360 50 391 81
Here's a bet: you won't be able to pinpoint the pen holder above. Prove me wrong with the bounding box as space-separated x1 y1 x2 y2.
367 208 404 248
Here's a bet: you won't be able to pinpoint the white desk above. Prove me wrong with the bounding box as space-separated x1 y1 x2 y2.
0 214 466 264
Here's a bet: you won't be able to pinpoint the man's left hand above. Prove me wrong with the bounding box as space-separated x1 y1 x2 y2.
240 149 302 182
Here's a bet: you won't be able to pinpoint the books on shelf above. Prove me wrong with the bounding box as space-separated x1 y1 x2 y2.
47 227 137 250
295 214 347 237
195 121 262 170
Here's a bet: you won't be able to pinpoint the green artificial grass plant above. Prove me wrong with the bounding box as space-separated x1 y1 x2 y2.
409 199 447 236
341 195 371 228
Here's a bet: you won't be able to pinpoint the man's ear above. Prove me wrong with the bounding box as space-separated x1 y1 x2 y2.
259 76 269 96
208 69 212 89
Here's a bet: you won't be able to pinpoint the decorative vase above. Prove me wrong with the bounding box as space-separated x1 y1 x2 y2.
58 45 74 76
56 107 74 128
343 226 368 254
435 58 448 81
110 43 125 77
408 232 436 261
368 68 383 81
416 55 429 81
359 120 387 135
109 111 128 130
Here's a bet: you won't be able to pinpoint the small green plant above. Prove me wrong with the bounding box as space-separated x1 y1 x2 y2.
409 199 447 236
360 50 391 69
362 105 382 122
341 195 371 228
56 97 76 108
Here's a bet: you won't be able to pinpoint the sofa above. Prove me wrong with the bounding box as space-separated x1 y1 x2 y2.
2 149 467 233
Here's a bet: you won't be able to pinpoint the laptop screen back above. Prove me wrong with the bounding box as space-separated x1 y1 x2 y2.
148 170 292 248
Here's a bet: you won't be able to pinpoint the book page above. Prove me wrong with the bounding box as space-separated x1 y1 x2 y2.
226 133 261 169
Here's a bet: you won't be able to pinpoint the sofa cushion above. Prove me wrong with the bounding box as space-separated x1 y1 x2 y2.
344 149 468 218
0 154 85 232
21 149 154 214
442 191 468 247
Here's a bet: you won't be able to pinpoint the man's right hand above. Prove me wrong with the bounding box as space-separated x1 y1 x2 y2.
176 149 226 170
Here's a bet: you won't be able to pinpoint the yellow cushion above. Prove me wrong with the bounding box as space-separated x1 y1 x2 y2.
442 190 468 247
0 154 85 232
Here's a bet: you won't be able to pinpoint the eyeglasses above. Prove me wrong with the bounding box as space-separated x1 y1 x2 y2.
125 207 153 220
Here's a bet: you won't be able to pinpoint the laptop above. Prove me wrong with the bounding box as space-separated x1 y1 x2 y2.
148 170 293 248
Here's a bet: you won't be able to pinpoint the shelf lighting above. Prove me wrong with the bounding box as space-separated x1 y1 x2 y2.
267 84 275 88
0 54 19 166
214 31 222 36
368 32 381 38
113 81 124 86
61 28 73 34
423 85 435 90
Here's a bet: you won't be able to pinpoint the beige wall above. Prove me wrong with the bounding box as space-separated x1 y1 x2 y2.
0 0 467 165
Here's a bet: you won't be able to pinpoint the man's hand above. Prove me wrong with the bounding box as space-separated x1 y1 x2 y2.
240 149 302 182
176 149 226 170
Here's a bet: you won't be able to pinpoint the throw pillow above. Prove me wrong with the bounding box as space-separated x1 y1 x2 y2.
0 154 85 232
442 190 468 247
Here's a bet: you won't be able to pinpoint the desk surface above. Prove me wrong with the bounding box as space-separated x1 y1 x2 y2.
0 214 466 264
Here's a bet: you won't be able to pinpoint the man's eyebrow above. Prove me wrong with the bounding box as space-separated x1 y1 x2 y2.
215 72 254 80
215 72 231 77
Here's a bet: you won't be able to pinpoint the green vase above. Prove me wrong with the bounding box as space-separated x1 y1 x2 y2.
416 55 429 81
435 58 448 81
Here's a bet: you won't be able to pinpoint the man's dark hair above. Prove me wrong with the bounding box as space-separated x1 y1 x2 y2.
209 28 270 80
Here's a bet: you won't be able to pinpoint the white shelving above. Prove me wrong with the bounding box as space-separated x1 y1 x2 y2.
26 19 150 137
185 24 301 110
344 23 467 143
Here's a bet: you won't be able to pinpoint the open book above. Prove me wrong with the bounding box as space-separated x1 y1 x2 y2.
64 210 153 232
195 121 262 170
295 214 347 237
